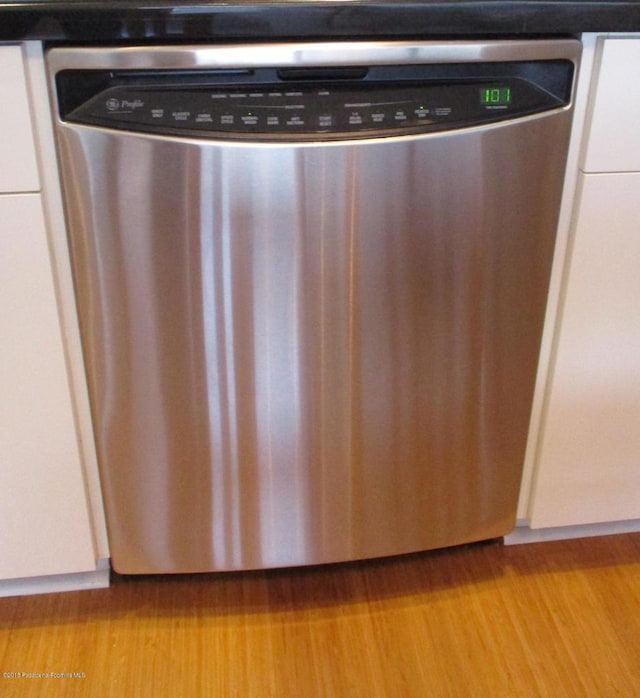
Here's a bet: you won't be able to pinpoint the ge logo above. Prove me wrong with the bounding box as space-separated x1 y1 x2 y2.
105 98 120 111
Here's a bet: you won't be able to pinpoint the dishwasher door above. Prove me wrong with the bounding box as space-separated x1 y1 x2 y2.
49 41 579 573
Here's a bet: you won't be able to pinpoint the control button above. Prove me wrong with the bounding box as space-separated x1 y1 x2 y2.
348 111 364 126
171 111 190 122
318 115 333 128
241 114 259 127
434 107 452 117
220 115 235 126
150 108 165 119
414 107 430 119
195 112 213 124
371 112 386 124
394 110 408 122
286 115 304 127
266 116 280 127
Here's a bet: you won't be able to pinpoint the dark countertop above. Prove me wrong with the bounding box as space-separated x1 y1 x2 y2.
1 0 639 43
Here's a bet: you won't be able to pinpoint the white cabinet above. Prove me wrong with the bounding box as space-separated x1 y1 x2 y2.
0 44 107 590
0 195 96 578
0 45 39 193
583 39 640 173
529 172 640 527
527 36 640 530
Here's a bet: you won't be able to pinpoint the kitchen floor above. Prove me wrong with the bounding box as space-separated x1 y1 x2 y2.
1 533 639 697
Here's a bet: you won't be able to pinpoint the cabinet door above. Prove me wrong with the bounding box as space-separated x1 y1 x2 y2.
529 173 640 527
0 194 96 579
0 45 39 193
583 38 640 173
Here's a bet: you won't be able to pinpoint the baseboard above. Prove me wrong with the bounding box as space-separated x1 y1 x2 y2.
505 519 640 545
0 559 110 598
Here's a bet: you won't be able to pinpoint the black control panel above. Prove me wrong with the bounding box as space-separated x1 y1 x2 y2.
58 61 573 140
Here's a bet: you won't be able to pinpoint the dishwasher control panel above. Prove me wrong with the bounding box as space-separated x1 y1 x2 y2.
55 59 573 141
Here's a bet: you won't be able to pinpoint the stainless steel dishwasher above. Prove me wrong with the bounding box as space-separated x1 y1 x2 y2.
48 40 579 574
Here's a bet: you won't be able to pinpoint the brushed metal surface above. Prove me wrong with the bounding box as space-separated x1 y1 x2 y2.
47 39 581 73
50 42 577 573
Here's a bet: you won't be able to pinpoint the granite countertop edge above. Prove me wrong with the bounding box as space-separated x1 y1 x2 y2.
1 0 640 43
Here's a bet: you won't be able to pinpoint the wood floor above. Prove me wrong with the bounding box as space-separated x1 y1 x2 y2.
1 533 639 697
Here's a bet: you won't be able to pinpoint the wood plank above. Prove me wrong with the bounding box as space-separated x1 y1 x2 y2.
1 534 639 696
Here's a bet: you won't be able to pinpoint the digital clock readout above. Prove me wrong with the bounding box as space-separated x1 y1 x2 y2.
480 87 512 106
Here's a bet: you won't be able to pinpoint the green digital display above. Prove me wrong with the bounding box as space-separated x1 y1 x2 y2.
480 87 512 106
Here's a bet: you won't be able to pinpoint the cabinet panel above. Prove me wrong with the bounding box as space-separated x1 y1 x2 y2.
530 173 640 527
0 45 39 193
0 194 96 579
583 38 640 173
